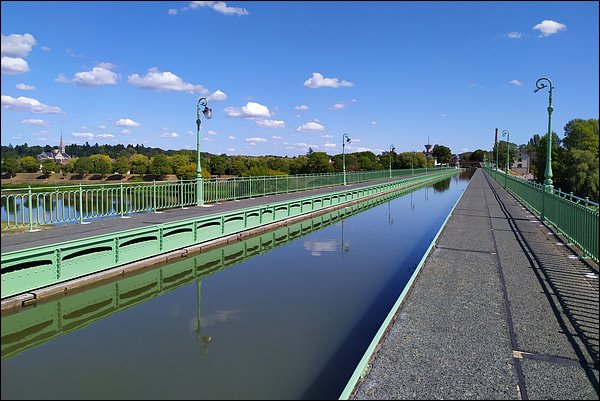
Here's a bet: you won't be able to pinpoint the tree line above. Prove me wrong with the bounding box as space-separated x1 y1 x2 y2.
1 143 455 180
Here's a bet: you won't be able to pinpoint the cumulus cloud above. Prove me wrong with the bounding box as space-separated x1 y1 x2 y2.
323 142 336 148
128 68 209 94
271 136 282 140
161 132 178 138
1 57 29 75
509 79 522 86
97 134 115 139
256 119 286 128
245 137 268 145
371 121 377 125
228 135 235 140
507 31 522 39
1 95 62 114
187 1 249 16
72 132 94 139
16 83 35 90
168 8 178 15
114 118 140 127
207 89 227 101
303 72 353 88
1 33 36 57
21 118 47 126
295 104 309 110
224 101 271 119
330 102 347 110
533 20 566 37
207 130 218 135
56 63 119 87
297 121 325 132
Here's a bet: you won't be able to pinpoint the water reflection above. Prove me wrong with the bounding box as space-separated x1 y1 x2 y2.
1 169 475 400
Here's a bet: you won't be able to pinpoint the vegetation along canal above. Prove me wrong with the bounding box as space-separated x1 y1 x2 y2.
1 169 474 399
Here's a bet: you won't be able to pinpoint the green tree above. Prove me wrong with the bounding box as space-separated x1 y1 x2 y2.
432 145 453 164
41 159 58 177
170 153 192 174
130 154 149 176
470 149 485 162
1 157 20 177
307 151 333 173
73 156 93 177
112 156 130 176
20 156 39 173
89 154 113 178
63 158 78 176
149 154 173 178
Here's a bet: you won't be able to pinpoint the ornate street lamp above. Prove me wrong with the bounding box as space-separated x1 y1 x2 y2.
389 144 395 178
502 129 510 188
534 77 554 190
342 133 351 185
196 97 212 206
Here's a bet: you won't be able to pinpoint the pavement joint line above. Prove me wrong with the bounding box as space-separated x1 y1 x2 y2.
434 245 497 255
512 350 598 370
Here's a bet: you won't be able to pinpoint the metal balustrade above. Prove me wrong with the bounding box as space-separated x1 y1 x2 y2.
483 166 598 263
1 167 449 231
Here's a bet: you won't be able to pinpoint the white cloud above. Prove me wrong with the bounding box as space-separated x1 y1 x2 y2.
168 8 178 15
128 68 209 94
207 130 218 135
371 121 377 125
351 99 358 103
330 102 346 110
256 119 286 128
509 79 522 86
533 20 566 37
56 63 118 87
97 134 115 139
227 148 235 152
188 1 249 16
245 137 268 145
121 129 131 135
322 134 333 138
66 48 84 58
271 136 282 140
323 142 336 148
203 137 214 142
16 83 35 90
72 132 94 139
1 95 62 114
507 32 522 39
303 72 353 88
228 135 235 140
207 89 227 101
115 118 140 127
1 33 36 57
21 118 47 126
1 56 29 75
97 125 107 129
41 46 51 51
297 121 325 132
295 104 309 110
224 101 271 119
161 132 179 138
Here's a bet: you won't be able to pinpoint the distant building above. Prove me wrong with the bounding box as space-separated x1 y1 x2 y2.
37 134 71 165
513 145 532 177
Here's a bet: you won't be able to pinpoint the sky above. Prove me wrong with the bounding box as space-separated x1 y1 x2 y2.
1 1 598 157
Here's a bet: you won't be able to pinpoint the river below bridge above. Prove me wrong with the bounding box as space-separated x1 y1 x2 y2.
1 169 474 400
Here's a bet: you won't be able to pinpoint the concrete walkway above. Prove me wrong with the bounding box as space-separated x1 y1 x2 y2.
351 169 599 400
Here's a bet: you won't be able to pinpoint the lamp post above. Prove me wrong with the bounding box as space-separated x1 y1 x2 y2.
495 128 499 181
196 97 212 206
502 129 510 188
342 133 351 185
534 77 554 190
389 144 395 178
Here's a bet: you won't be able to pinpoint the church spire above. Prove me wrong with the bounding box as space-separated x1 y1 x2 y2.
59 132 65 153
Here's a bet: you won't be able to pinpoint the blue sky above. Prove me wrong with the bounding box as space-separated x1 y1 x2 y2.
1 1 598 157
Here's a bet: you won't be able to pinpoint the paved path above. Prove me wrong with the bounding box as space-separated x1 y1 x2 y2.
351 169 599 400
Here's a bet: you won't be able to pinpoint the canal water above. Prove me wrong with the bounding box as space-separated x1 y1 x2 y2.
1 169 474 400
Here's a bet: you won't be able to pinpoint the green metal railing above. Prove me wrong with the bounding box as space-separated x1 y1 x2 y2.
483 166 598 263
1 167 449 231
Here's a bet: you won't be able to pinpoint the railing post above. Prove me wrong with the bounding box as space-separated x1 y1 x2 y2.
153 180 158 213
120 182 125 218
79 183 84 224
585 197 590 208
27 186 33 232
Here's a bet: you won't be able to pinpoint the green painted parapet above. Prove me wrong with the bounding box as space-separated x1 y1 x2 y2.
483 166 598 263
1 169 461 299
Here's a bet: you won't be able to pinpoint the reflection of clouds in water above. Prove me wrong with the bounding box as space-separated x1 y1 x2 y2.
188 309 243 331
303 240 339 256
